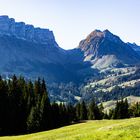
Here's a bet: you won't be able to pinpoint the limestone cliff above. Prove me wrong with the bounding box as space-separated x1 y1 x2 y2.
0 15 55 44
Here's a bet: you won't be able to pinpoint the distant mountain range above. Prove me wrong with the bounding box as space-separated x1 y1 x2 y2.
0 15 140 103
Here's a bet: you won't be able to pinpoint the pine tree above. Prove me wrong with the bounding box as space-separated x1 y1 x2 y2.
80 101 87 120
27 106 40 132
75 102 81 120
112 99 130 119
124 98 129 118
88 99 101 120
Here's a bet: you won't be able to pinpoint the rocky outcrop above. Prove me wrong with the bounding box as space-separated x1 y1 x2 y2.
0 15 55 44
78 29 140 69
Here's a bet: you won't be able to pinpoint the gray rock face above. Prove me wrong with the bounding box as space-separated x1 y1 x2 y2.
15 22 26 38
0 16 10 33
0 15 55 44
25 25 34 40
78 29 140 69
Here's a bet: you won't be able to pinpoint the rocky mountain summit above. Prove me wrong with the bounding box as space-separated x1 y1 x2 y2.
0 15 55 44
78 29 140 69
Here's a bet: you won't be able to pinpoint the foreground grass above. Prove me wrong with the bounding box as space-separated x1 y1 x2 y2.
1 117 140 140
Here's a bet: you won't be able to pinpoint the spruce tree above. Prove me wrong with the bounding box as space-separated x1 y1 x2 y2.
112 99 130 119
80 101 87 120
75 102 81 120
88 99 101 120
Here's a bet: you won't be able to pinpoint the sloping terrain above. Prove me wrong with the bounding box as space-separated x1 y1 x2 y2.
1 118 140 140
102 95 140 113
82 66 140 102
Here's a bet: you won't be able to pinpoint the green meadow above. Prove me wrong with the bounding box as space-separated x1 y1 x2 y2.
1 117 140 140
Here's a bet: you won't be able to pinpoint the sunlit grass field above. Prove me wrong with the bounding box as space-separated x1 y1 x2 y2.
1 117 140 140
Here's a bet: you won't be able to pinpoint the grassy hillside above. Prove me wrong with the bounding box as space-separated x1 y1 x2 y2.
1 117 140 140
102 95 140 113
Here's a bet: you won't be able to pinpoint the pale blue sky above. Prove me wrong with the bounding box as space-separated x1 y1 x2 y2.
0 0 139 49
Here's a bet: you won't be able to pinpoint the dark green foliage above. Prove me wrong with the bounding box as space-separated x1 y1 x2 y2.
0 74 140 136
80 101 87 120
108 99 140 119
75 100 104 121
88 99 102 120
75 102 81 120
110 99 130 119
0 76 75 135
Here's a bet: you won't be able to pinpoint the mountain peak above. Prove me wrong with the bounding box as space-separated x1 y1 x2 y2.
103 29 113 36
103 29 111 33
86 29 116 41
86 29 121 43
88 29 102 36
78 29 140 69
86 29 103 42
0 15 56 45
102 29 122 43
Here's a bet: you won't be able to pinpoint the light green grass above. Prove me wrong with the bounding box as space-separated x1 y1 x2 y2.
1 117 140 140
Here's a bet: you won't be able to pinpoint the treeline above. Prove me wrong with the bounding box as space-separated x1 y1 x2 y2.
109 99 140 119
75 99 140 121
75 100 104 120
73 99 140 120
0 75 106 135
0 75 75 135
0 75 140 136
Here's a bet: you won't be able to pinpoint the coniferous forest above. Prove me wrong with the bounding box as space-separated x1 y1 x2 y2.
0 75 140 136
0 75 76 135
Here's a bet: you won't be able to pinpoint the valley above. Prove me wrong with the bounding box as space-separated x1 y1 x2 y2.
0 16 140 103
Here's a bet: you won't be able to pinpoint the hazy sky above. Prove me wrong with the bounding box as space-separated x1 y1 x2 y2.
0 0 139 49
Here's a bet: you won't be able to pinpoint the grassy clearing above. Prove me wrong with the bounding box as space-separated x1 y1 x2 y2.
1 117 140 140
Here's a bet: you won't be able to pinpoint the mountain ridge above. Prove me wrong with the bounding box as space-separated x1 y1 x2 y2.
78 29 140 69
0 16 139 81
0 16 140 103
0 15 57 45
